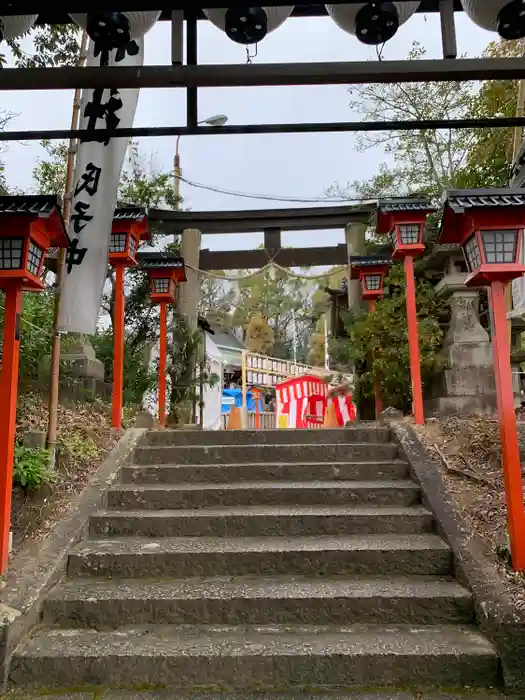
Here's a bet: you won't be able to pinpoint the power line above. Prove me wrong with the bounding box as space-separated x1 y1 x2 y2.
179 176 367 205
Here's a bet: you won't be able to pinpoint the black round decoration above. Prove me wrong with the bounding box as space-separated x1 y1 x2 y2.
86 12 131 50
355 1 399 45
224 6 268 44
498 0 525 39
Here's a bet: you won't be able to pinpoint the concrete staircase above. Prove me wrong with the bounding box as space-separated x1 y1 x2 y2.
10 427 500 693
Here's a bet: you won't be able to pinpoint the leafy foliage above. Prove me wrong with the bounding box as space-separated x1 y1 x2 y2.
13 445 54 491
198 273 236 327
168 315 203 425
32 140 69 196
332 264 448 413
91 328 157 408
6 24 81 68
327 39 520 204
119 141 180 212
245 312 275 354
233 267 318 360
0 292 58 383
455 39 524 189
326 43 475 203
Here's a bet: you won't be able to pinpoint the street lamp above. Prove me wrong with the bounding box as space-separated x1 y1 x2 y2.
137 251 187 426
349 255 392 418
0 195 68 574
174 114 229 211
440 187 525 572
108 207 150 430
377 198 436 426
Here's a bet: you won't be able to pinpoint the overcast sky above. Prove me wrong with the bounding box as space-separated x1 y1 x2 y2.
2 11 494 254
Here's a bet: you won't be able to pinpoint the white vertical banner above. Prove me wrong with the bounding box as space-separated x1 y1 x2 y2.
59 13 160 334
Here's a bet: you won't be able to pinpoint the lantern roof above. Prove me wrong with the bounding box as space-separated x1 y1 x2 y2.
349 255 391 280
0 194 68 247
137 251 186 272
377 198 435 214
376 197 436 235
440 188 525 245
350 255 392 268
114 205 147 222
113 205 150 242
443 188 525 213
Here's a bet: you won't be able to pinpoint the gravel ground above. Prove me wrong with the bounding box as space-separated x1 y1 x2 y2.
413 415 525 605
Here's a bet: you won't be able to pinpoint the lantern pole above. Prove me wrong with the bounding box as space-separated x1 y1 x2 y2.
112 263 126 429
490 279 525 570
0 283 23 572
404 255 424 425
368 298 383 419
158 302 168 426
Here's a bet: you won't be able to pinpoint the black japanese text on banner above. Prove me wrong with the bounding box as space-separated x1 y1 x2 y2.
58 12 160 335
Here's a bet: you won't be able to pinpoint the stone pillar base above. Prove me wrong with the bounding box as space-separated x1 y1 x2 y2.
425 395 497 417
61 335 105 382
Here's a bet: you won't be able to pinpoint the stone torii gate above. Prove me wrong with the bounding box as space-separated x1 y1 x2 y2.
148 203 377 328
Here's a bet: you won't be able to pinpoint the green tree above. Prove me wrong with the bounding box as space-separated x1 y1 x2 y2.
455 39 524 189
327 39 521 203
198 273 236 327
245 312 275 354
326 42 475 203
307 322 326 367
332 264 448 414
233 267 317 359
32 140 68 196
6 24 81 68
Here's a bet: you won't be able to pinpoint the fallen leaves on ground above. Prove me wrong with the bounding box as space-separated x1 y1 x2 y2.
414 415 525 603
11 392 119 552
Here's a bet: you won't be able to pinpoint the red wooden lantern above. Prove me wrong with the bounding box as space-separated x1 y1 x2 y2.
0 195 68 574
137 251 187 426
349 256 391 302
0 195 69 291
108 207 151 430
377 198 436 260
440 187 525 572
441 188 525 286
138 252 187 305
108 206 150 267
376 198 435 426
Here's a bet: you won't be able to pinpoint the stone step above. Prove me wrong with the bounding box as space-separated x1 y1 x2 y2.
10 624 499 689
106 480 421 510
2 692 514 700
43 576 473 628
142 427 393 446
120 461 409 485
90 505 435 538
67 535 451 578
132 443 399 466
